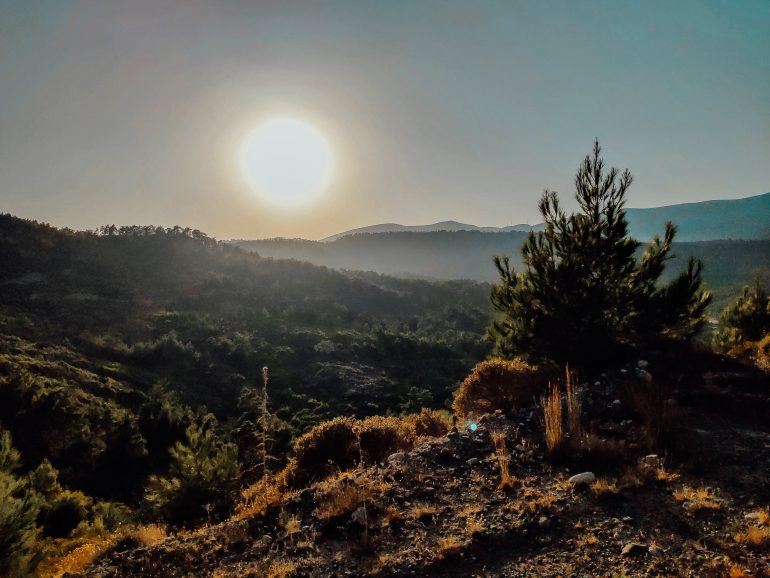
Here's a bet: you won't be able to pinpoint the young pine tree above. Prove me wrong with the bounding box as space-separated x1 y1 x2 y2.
713 280 770 351
0 431 42 578
490 141 711 369
144 413 240 525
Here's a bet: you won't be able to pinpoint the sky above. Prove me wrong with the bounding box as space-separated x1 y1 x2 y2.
0 0 768 240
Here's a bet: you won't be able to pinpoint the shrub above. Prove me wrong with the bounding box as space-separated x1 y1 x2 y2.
404 408 451 438
490 140 710 369
357 416 414 464
453 358 544 419
280 417 359 489
714 280 770 351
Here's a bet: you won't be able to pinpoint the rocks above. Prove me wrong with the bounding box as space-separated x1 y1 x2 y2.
637 359 650 369
537 516 550 527
648 544 664 557
387 452 408 466
612 399 622 409
642 454 660 467
351 506 367 525
621 542 647 557
568 472 596 486
466 458 479 466
637 369 653 382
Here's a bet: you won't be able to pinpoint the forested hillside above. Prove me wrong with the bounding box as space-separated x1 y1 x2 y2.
232 233 769 310
0 214 490 506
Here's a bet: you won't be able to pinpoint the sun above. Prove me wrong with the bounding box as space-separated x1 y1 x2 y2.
240 118 333 205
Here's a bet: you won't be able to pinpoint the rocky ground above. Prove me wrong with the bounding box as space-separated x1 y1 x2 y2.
84 353 769 577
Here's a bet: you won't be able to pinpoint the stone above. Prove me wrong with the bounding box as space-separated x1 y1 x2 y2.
538 516 550 527
637 359 650 369
594 381 601 387
620 368 628 375
387 452 408 466
621 542 647 557
642 454 660 467
612 399 622 408
466 458 479 466
568 472 596 486
637 369 653 382
648 544 663 557
351 506 367 525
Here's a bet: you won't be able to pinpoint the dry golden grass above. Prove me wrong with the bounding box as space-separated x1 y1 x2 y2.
266 561 298 578
47 524 167 577
436 536 466 560
466 515 484 538
673 485 722 513
728 564 751 578
381 506 405 528
313 471 388 524
541 383 564 454
577 533 599 548
734 525 770 550
591 478 620 498
564 367 583 439
453 358 545 418
411 503 439 522
491 429 516 491
237 477 284 519
746 509 770 526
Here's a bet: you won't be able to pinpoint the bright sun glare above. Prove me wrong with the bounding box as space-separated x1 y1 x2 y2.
240 118 333 205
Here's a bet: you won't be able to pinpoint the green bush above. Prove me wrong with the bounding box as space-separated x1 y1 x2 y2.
144 413 240 525
490 141 710 369
0 431 42 577
713 280 770 351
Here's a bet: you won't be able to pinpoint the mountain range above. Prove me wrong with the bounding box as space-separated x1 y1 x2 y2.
321 192 769 242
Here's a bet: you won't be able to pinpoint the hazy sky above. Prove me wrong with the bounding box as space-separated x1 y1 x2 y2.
1 1 768 239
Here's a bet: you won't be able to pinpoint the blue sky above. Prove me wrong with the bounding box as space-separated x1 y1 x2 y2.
0 0 768 238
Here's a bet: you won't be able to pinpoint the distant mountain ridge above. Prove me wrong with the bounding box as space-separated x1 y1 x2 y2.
321 220 540 241
321 192 770 242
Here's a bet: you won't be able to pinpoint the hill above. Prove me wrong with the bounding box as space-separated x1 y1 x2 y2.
86 354 770 577
320 221 540 241
318 192 770 242
231 233 770 312
0 214 490 505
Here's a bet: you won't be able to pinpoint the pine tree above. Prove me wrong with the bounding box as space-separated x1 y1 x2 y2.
0 431 42 577
490 140 711 369
713 280 770 351
144 413 240 525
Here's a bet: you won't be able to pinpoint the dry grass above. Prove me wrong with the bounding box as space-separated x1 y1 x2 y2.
237 477 284 519
491 429 515 491
411 503 439 522
745 509 770 526
564 367 583 439
436 536 466 560
48 539 112 577
591 478 620 498
313 471 388 524
541 383 564 454
466 515 484 538
48 525 167 577
728 564 752 578
577 533 599 548
453 358 545 418
381 506 405 528
673 485 722 513
266 561 298 578
734 525 770 550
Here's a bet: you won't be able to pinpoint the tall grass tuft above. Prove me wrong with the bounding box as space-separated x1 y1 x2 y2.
541 383 564 454
491 429 515 491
